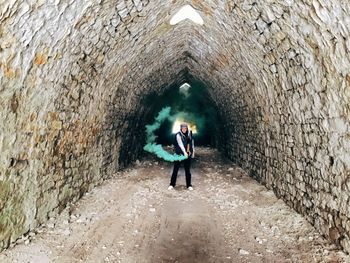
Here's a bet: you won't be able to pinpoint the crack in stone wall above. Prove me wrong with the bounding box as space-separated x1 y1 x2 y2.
0 0 349 253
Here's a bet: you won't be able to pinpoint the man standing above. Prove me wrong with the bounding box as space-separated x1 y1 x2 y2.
168 123 195 190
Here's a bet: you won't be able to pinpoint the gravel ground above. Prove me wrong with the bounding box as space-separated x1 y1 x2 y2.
0 147 349 263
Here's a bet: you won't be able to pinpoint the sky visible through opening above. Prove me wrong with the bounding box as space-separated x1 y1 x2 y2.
170 5 204 25
144 80 220 147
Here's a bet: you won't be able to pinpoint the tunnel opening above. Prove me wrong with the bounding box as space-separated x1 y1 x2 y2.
1 0 350 255
169 4 204 26
147 78 222 148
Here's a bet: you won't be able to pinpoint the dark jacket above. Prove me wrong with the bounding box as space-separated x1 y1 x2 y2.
174 131 194 156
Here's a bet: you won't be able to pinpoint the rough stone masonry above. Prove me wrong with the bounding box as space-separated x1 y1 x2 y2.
0 0 349 254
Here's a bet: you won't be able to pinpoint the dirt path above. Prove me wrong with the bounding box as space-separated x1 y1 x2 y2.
1 147 349 263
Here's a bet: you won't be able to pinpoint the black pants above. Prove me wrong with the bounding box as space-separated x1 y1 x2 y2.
170 157 192 188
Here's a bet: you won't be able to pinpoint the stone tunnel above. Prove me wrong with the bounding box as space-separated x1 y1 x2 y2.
0 0 350 257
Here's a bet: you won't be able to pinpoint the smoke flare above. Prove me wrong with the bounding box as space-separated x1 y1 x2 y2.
143 107 187 162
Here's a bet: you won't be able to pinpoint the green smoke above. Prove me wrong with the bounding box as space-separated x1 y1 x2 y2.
143 106 187 162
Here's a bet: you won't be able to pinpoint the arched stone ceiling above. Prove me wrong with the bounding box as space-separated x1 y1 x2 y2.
0 0 349 252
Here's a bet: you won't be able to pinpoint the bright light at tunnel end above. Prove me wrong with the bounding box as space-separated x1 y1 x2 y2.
172 119 197 134
170 5 204 25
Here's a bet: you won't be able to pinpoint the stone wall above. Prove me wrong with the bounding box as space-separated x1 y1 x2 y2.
0 0 188 249
187 0 350 252
0 0 349 253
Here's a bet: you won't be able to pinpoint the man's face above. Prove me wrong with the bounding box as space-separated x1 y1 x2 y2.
181 126 188 133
